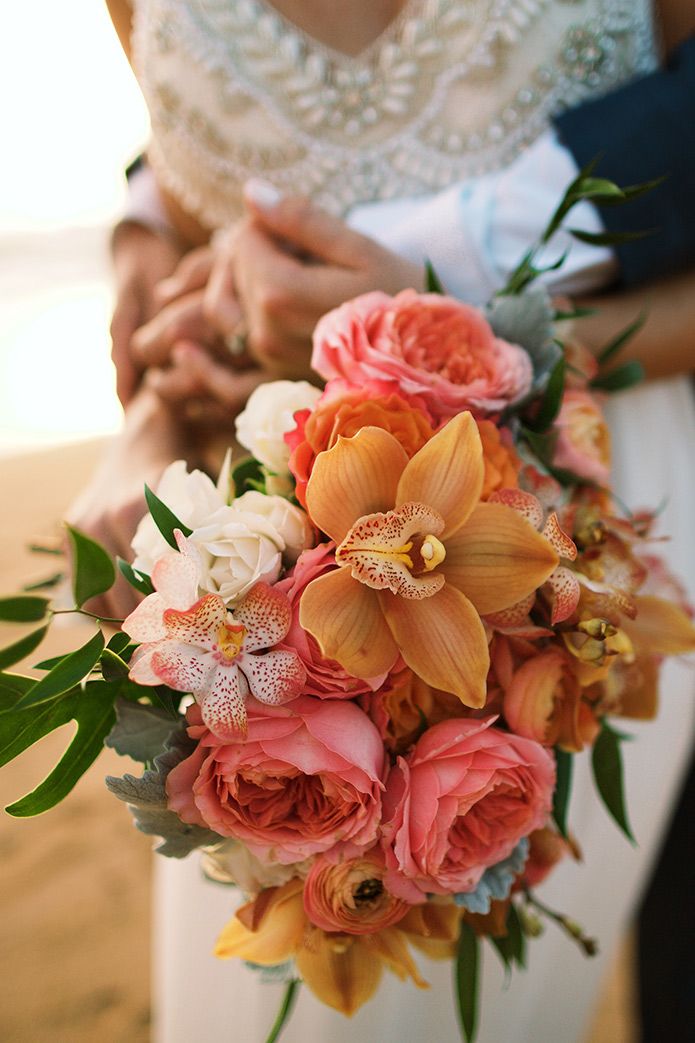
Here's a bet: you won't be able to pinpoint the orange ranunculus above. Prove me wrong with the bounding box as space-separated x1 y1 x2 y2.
216 877 429 1016
477 419 521 500
287 382 435 508
504 649 600 751
302 852 410 935
369 669 471 754
299 413 559 708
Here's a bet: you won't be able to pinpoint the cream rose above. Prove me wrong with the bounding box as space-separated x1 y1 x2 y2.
235 380 322 475
233 491 314 564
202 839 309 894
191 505 285 604
131 461 225 575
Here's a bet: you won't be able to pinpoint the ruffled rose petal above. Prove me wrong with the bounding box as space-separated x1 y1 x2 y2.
239 648 306 705
442 503 559 615
151 533 200 609
396 412 484 537
233 581 292 652
336 502 444 598
149 642 217 693
122 592 168 643
163 594 227 651
546 566 581 624
306 427 408 543
380 585 489 708
300 566 399 678
200 665 247 738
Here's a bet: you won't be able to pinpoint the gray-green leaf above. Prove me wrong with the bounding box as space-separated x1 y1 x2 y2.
106 697 183 762
487 287 560 384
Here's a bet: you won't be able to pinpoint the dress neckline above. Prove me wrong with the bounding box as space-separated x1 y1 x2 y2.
253 0 428 65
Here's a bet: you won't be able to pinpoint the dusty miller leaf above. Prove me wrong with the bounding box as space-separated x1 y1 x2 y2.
105 697 180 762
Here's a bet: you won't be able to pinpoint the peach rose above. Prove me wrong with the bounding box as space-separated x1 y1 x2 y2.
552 390 611 485
286 379 435 508
275 543 390 697
303 851 410 935
381 718 554 903
312 290 533 423
504 649 600 752
167 698 385 864
477 419 521 500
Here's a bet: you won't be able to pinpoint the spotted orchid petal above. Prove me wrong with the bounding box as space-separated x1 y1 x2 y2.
442 503 559 615
122 592 169 644
396 412 484 538
306 427 408 543
201 666 247 738
233 582 292 652
380 585 489 708
546 566 581 624
149 642 217 694
162 594 228 651
151 530 201 609
128 642 169 684
489 488 544 530
299 566 400 679
336 502 445 598
542 512 578 561
239 648 306 705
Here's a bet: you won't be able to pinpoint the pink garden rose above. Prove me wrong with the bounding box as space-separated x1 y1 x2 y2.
167 697 385 864
381 717 555 903
275 543 390 697
311 290 533 422
552 389 611 485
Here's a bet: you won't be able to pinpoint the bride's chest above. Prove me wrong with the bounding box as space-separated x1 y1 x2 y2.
133 0 657 227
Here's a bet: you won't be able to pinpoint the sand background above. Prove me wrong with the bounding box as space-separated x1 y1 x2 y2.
0 441 636 1042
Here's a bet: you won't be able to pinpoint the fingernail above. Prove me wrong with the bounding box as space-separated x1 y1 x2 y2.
244 178 282 210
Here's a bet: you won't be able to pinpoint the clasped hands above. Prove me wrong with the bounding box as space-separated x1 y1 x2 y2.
125 180 425 425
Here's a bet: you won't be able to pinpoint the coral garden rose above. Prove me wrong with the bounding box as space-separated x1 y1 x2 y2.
276 543 389 697
381 717 555 903
477 419 521 500
552 389 611 486
235 379 322 476
286 379 435 508
166 697 385 864
311 290 533 422
303 852 410 935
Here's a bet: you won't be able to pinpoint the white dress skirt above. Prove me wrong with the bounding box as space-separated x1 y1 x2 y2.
153 383 695 1043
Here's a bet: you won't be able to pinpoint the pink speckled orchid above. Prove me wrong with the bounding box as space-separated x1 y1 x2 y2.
299 414 559 708
123 531 305 739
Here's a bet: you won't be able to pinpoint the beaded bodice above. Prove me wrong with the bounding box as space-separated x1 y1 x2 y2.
133 0 657 229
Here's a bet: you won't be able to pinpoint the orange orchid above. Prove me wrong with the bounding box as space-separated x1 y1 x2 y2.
300 413 559 707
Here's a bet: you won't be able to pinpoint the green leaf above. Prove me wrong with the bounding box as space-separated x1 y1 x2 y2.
424 258 446 294
529 357 565 432
100 647 130 682
568 227 653 247
14 630 105 710
66 525 116 608
106 631 132 656
22 572 64 592
105 698 181 762
34 653 70 671
0 672 35 711
117 558 155 597
144 486 193 550
592 176 666 206
591 719 636 844
0 625 50 671
591 360 645 393
567 176 624 202
490 903 526 971
455 921 480 1043
5 685 117 816
0 596 50 622
553 306 597 322
552 748 573 839
597 311 647 365
231 457 267 498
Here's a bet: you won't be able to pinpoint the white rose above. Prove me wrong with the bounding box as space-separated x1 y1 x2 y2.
233 491 314 565
235 380 322 475
190 505 285 604
131 461 225 575
202 840 309 894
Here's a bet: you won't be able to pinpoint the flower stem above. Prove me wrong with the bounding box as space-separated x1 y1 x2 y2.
52 609 125 625
264 980 301 1043
524 890 598 956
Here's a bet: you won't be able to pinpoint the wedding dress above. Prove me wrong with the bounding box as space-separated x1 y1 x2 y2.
132 2 695 1039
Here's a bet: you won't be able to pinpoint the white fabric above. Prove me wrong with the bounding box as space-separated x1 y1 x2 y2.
147 3 695 1041
120 162 173 238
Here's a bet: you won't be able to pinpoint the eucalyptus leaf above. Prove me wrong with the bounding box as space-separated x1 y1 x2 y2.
144 485 193 549
424 258 446 294
591 720 636 843
0 596 50 622
0 672 35 711
0 625 50 671
34 653 70 671
552 747 573 839
117 557 155 597
66 525 116 608
105 697 183 762
14 630 104 710
105 729 220 857
455 921 480 1043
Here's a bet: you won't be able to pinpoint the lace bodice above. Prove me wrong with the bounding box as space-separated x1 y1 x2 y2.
133 0 658 229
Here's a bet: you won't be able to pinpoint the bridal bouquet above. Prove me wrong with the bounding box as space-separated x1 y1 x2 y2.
1 174 694 1041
